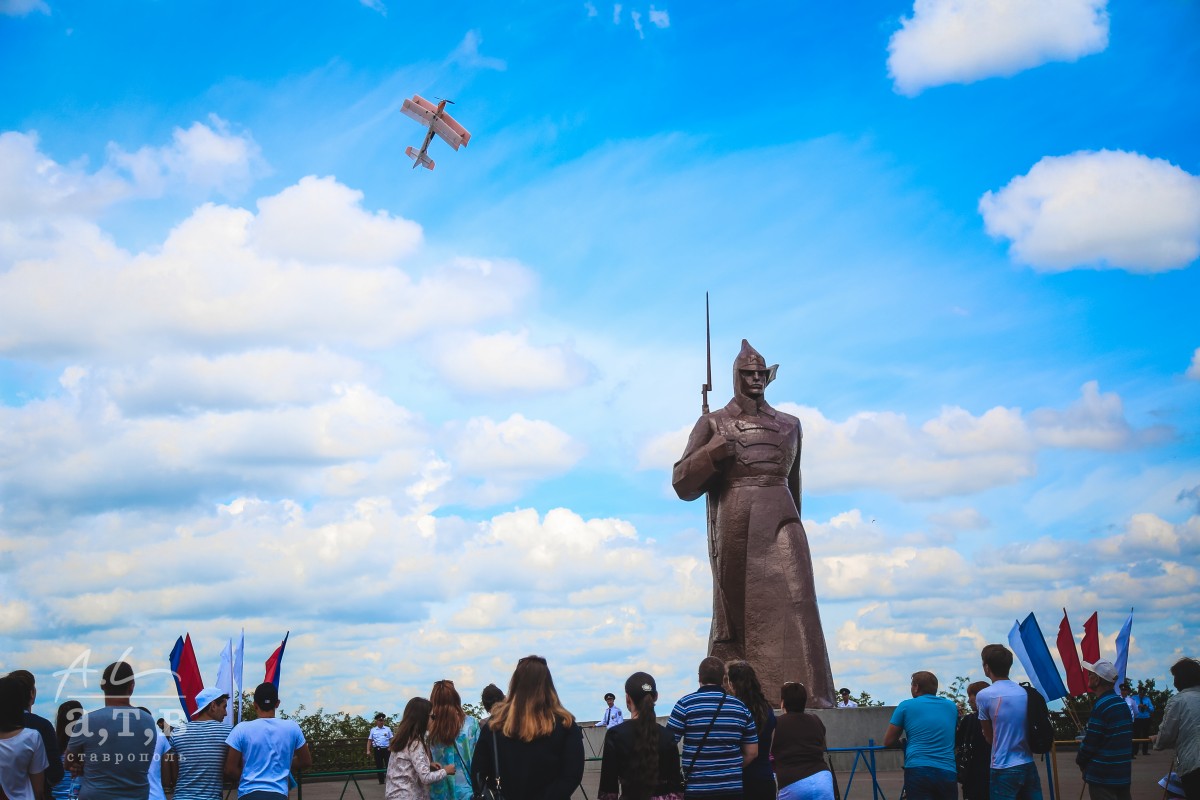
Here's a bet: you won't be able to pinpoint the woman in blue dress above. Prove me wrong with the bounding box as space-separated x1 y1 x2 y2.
427 680 479 800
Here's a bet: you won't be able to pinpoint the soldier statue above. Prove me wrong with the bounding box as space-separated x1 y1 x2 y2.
672 339 835 707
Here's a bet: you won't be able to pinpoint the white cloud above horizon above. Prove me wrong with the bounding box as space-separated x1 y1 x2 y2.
448 30 506 71
636 382 1162 499
0 0 48 17
0 157 532 358
431 329 593 395
888 0 1109 95
980 150 1200 273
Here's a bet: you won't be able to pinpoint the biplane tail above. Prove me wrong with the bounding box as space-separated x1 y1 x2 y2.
405 146 435 171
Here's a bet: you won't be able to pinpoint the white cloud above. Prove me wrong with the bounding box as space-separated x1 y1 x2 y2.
446 414 585 503
0 180 531 358
1029 380 1154 449
102 350 367 414
637 384 1159 500
448 30 506 72
636 423 691 470
888 0 1109 95
980 150 1200 273
0 379 430 514
0 0 47 16
928 507 990 533
631 10 644 38
250 176 421 264
649 6 669 27
1188 348 1200 379
838 619 972 656
359 0 386 15
0 121 261 222
0 132 130 217
107 116 264 197
584 2 598 18
817 545 971 599
433 330 592 395
613 4 622 24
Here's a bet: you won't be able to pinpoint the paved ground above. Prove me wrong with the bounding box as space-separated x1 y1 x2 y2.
288 747 1178 800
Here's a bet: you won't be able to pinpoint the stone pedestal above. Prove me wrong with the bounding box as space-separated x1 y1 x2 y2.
580 707 903 771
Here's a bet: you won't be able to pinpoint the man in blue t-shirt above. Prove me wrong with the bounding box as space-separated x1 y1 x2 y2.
667 657 758 800
224 683 311 800
65 661 157 800
884 670 959 800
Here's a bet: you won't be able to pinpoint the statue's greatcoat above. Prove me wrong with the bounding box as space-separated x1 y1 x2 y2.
672 342 835 707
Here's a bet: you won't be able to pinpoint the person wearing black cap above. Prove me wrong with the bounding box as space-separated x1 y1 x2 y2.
366 713 393 784
598 672 683 800
836 689 857 709
596 693 625 729
224 683 312 800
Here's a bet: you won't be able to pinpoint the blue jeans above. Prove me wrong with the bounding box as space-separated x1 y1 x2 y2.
990 762 1043 800
903 767 957 800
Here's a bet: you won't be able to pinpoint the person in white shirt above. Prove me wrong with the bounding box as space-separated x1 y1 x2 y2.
594 693 624 728
976 644 1042 800
0 675 49 800
171 687 232 800
1119 685 1137 719
366 713 393 785
837 688 859 708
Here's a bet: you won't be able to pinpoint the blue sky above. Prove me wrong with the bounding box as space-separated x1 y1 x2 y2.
1 0 1198 722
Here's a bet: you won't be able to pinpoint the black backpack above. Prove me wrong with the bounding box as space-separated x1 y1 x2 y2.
1020 682 1054 754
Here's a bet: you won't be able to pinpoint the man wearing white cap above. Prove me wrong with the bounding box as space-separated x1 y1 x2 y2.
1077 660 1132 800
170 687 233 800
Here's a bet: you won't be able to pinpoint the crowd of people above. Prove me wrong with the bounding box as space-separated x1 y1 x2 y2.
883 648 1200 800
2 648 1198 800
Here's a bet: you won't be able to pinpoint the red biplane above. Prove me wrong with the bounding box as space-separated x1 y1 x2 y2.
399 94 471 171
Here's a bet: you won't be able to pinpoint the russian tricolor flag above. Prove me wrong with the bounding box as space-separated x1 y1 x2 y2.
169 634 205 720
264 631 289 688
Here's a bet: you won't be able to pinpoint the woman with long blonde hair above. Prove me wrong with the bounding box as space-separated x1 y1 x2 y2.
427 680 479 800
471 656 584 800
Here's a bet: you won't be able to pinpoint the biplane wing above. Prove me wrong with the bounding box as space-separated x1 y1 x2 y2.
400 95 472 150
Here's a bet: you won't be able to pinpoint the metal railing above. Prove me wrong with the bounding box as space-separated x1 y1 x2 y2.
829 740 891 800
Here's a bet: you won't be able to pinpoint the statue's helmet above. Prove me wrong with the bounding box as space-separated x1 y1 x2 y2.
732 339 778 391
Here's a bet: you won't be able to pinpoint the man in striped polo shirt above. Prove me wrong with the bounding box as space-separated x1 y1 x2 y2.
667 657 758 799
1076 661 1133 800
170 687 233 800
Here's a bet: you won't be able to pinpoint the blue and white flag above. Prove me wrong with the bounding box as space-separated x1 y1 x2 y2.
1009 613 1069 701
1007 621 1041 694
233 629 244 724
216 638 234 701
1018 612 1069 701
1114 610 1133 686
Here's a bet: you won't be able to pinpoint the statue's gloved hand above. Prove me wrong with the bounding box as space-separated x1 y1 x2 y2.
707 437 736 463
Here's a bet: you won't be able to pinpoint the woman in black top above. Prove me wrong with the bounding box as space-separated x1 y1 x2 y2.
955 681 991 800
772 682 833 800
726 661 777 800
472 655 584 800
598 672 684 800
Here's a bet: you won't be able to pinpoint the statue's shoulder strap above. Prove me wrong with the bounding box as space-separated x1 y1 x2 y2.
712 406 733 440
